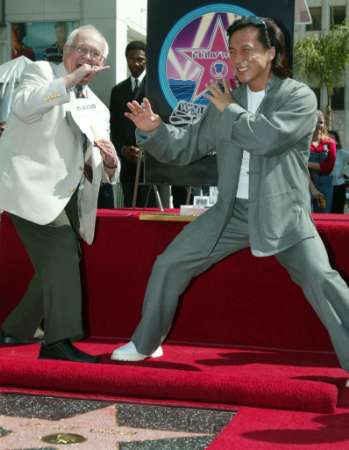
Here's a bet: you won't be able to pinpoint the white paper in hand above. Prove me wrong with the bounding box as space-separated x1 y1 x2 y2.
69 97 108 143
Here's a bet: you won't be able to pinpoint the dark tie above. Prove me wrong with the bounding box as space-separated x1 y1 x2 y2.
66 105 92 183
134 78 139 92
84 158 93 183
73 85 92 182
132 79 140 100
75 84 85 98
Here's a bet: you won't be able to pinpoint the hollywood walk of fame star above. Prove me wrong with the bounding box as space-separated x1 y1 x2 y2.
0 404 210 449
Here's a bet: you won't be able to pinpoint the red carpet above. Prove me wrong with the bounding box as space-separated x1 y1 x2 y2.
2 212 349 352
0 341 346 414
1 212 349 447
209 404 349 449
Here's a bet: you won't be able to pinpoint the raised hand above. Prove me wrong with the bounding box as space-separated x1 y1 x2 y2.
124 97 161 132
65 63 110 88
204 79 234 112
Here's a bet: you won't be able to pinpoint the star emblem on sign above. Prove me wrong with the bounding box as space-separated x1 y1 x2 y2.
177 15 235 101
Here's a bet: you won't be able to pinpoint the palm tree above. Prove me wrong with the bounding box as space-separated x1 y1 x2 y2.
294 20 349 127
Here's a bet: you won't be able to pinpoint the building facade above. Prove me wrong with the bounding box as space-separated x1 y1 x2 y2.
294 0 349 146
0 0 347 144
0 0 147 106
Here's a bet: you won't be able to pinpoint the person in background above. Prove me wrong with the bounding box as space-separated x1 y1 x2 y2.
0 25 119 363
11 23 35 60
45 21 68 64
329 130 349 213
308 110 336 213
111 17 349 377
109 41 157 207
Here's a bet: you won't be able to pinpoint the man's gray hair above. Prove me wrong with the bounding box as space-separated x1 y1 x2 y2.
65 25 109 58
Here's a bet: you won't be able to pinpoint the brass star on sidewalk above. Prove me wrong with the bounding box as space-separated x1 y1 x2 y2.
0 404 211 449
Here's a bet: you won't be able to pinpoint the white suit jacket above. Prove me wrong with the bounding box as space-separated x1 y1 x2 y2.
0 61 120 244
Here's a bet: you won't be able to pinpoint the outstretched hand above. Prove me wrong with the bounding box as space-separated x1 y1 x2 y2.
65 64 110 88
124 97 161 132
204 79 234 112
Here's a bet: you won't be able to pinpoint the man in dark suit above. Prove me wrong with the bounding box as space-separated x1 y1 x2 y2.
109 41 152 206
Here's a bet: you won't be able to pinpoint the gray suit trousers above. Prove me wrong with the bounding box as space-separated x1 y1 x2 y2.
132 199 349 371
2 190 84 344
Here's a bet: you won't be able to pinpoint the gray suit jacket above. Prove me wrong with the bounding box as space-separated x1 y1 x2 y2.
137 76 318 257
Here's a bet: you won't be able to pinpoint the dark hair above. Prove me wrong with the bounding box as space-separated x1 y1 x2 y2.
226 16 291 79
328 129 342 149
125 40 146 57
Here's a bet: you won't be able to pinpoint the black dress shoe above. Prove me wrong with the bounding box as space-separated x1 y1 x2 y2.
0 329 38 345
39 339 100 363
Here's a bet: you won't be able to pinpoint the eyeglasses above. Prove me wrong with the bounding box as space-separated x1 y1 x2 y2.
70 45 105 62
245 16 272 48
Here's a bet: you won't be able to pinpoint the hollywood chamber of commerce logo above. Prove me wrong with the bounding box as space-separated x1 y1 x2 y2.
158 4 254 124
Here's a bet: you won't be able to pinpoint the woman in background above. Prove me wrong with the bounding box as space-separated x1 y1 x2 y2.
308 111 336 213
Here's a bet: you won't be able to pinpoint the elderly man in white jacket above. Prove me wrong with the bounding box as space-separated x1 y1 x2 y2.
0 25 119 363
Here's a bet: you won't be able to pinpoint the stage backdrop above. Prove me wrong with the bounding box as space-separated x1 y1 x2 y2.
144 0 294 186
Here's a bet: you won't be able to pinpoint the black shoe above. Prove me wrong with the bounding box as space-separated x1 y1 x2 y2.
0 329 38 345
39 339 100 363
